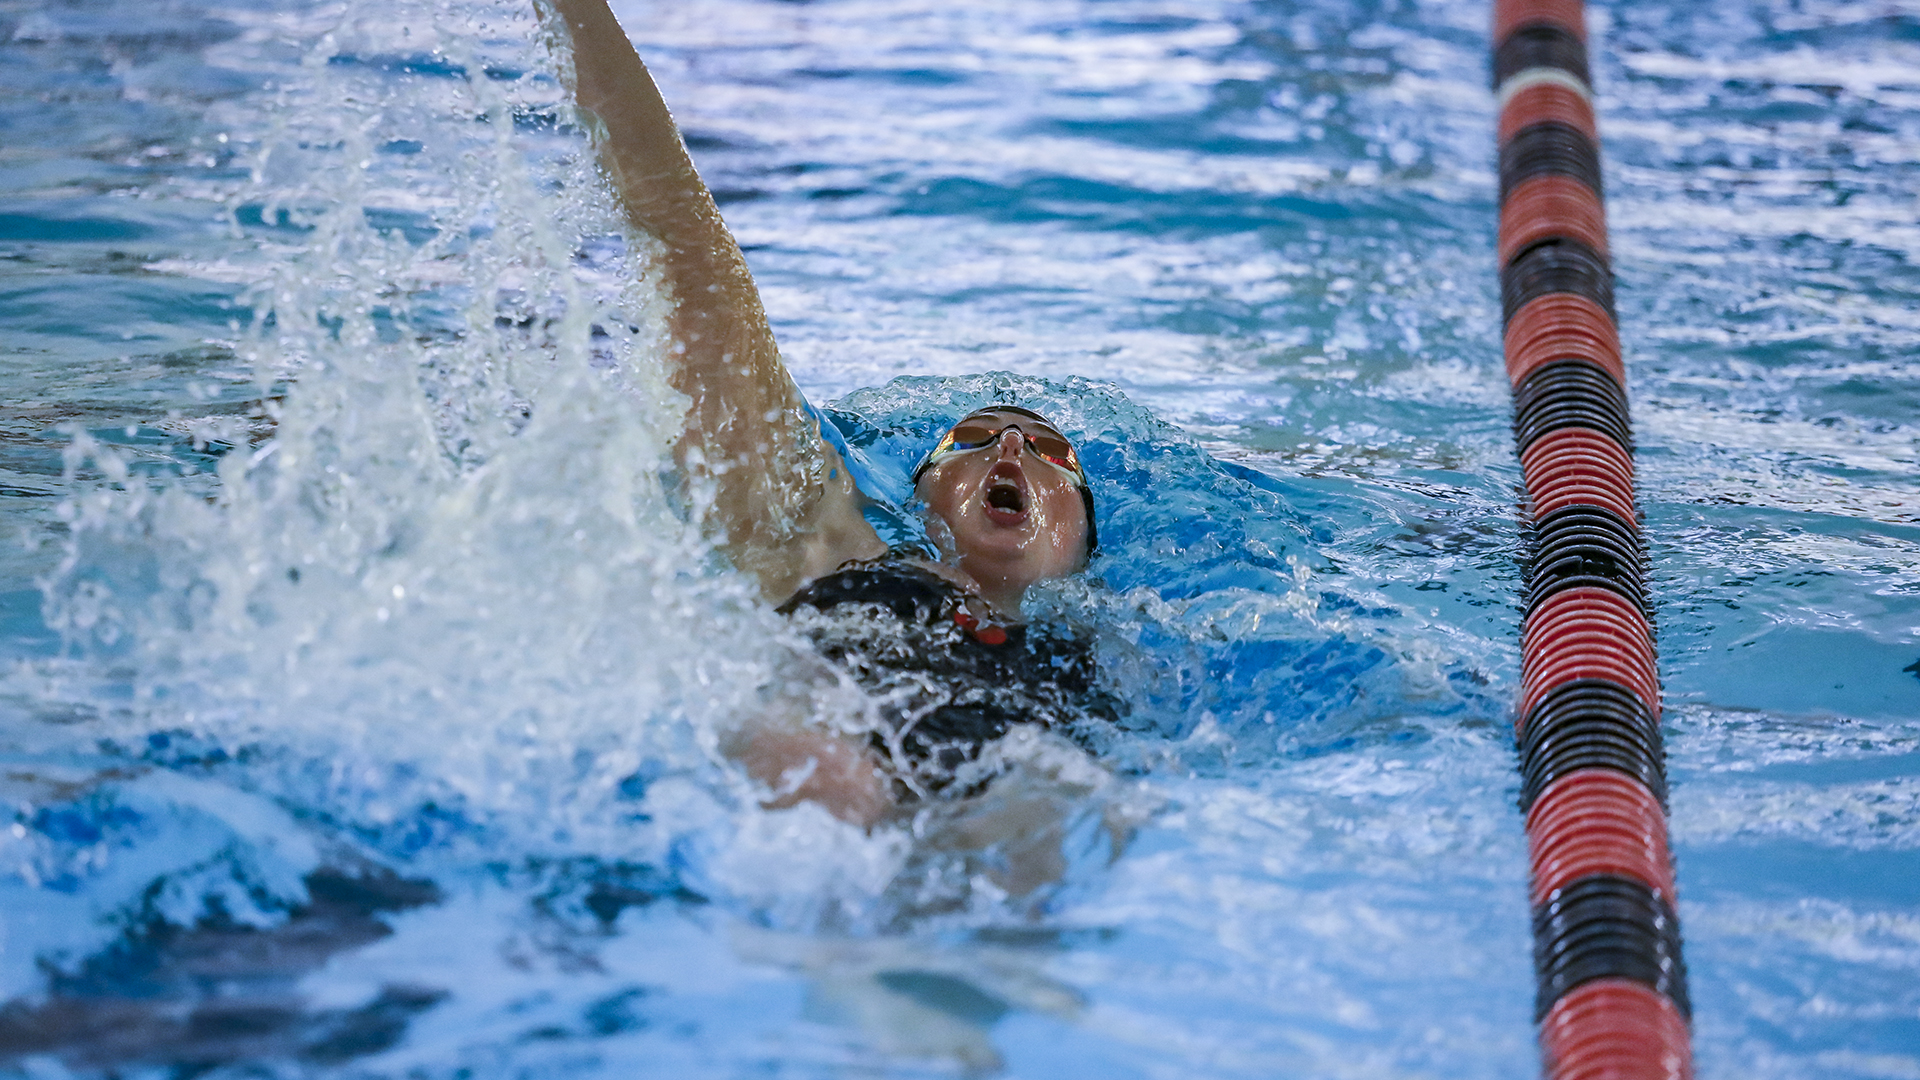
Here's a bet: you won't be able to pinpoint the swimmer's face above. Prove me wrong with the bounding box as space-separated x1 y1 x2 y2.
914 420 1091 609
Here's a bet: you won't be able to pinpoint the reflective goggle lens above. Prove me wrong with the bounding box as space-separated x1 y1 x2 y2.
928 412 1083 479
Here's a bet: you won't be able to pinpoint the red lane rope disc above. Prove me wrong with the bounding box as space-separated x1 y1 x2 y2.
1522 635 1656 688
1524 467 1633 508
1527 769 1678 902
1499 80 1598 144
1529 816 1674 905
1525 623 1655 677
1521 431 1637 499
1520 445 1643 488
1521 432 1638 519
1524 447 1635 486
1522 659 1659 731
1522 658 1659 719
1524 598 1657 656
1520 611 1658 661
1520 428 1634 474
1521 645 1659 718
1520 651 1660 724
1506 294 1624 387
1540 980 1693 1080
1520 468 1628 522
1500 175 1610 266
1524 452 1635 495
1524 624 1656 680
1526 588 1655 647
1522 666 1659 731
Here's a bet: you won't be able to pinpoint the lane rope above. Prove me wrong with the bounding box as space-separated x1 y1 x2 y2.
1491 3 1696 1077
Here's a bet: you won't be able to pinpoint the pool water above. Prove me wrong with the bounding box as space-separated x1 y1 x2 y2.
0 0 1915 1076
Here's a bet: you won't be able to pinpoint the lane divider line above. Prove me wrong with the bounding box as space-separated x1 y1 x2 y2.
1493 2 1694 1076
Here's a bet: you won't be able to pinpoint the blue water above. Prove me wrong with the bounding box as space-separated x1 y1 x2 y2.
0 0 1915 1076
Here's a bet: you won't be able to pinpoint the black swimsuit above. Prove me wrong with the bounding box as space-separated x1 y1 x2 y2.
777 554 1114 794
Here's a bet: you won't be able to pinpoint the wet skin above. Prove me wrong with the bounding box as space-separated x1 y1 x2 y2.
913 427 1091 614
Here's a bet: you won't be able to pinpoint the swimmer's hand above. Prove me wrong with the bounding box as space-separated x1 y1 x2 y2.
723 723 893 830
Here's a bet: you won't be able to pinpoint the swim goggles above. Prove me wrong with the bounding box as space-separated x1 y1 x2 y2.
911 405 1098 553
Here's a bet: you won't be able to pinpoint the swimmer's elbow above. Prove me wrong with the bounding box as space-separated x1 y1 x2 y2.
722 721 894 830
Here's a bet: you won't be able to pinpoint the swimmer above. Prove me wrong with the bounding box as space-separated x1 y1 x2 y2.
541 0 1108 829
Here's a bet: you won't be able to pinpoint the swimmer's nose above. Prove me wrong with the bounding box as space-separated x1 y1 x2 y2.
995 428 1026 461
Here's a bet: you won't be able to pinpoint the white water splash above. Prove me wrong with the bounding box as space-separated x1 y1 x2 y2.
20 0 907 910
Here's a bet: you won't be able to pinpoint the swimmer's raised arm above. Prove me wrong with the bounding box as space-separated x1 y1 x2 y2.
539 0 882 598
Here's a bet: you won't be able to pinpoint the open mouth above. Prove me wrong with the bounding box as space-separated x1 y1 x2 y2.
982 473 1029 525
